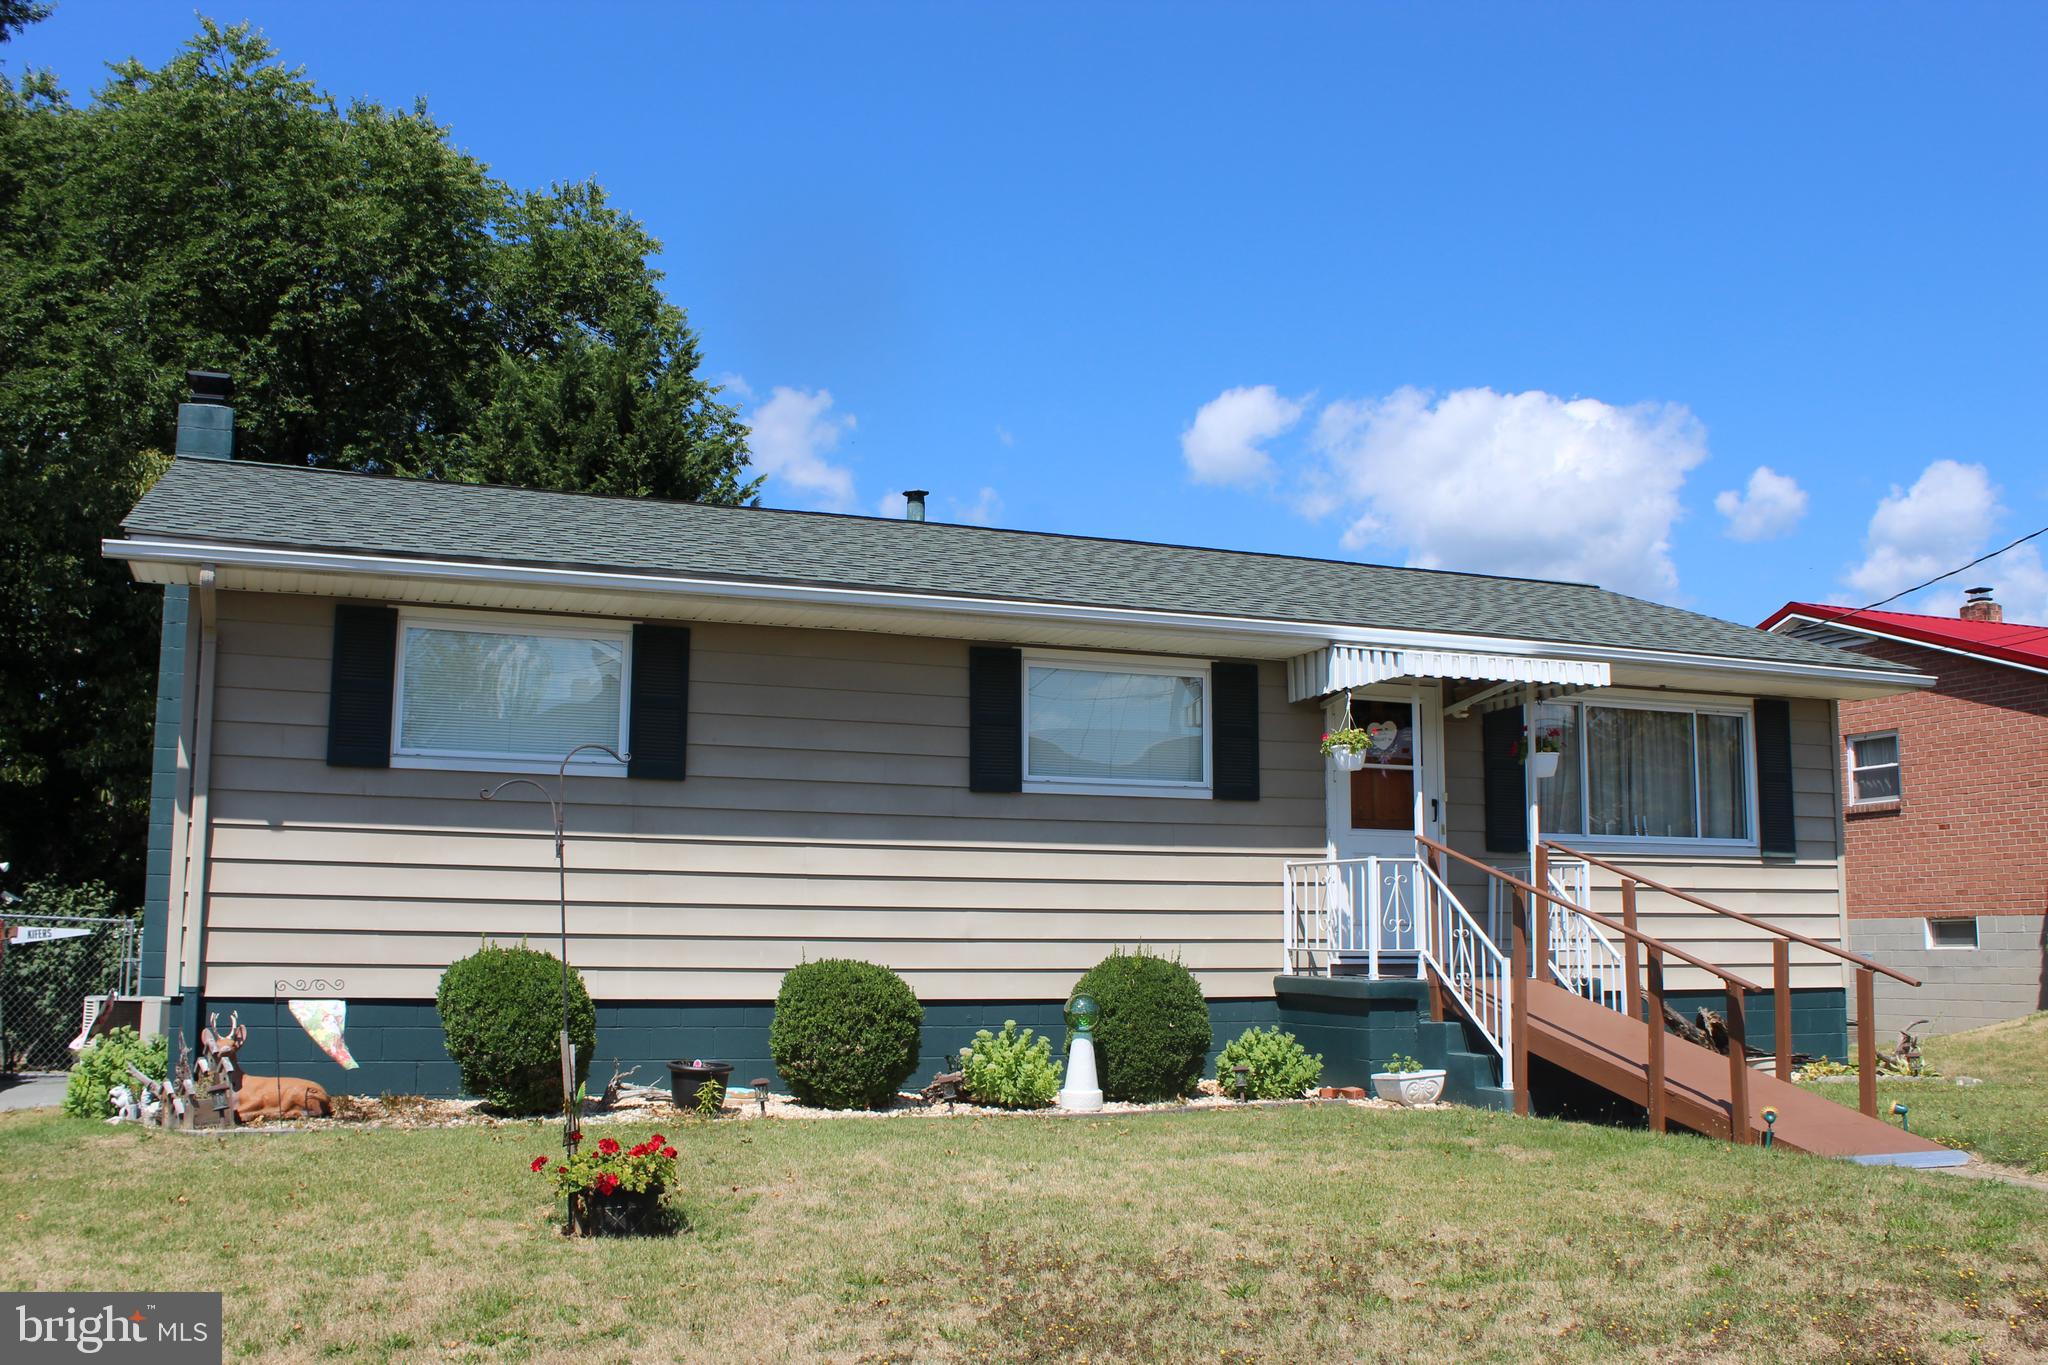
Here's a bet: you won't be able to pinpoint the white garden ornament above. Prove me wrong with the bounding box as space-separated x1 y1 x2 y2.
1056 995 1104 1112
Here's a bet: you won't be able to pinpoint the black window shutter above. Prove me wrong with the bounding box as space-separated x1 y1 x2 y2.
1481 706 1527 853
1210 661 1260 801
628 624 690 780
1753 697 1797 855
326 604 397 768
968 646 1022 793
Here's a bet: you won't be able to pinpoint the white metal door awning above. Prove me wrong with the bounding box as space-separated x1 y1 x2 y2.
1285 643 1611 703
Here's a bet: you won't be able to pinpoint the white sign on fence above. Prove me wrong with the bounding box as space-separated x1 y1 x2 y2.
7 925 92 945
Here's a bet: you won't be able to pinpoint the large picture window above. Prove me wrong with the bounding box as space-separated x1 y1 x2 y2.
1535 699 1752 845
1024 657 1208 793
393 613 629 773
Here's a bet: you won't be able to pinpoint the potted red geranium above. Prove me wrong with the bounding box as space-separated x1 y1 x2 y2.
532 1131 679 1236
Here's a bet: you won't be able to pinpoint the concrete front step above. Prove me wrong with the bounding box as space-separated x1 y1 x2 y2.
1273 974 1509 1109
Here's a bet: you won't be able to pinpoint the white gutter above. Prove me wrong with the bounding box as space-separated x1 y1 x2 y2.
104 534 1931 692
1768 612 2048 679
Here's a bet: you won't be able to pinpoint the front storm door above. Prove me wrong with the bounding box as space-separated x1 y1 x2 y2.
1326 695 1425 959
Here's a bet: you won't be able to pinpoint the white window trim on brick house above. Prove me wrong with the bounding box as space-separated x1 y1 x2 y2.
1845 729 1903 807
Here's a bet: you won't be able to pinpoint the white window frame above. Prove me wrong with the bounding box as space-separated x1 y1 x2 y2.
390 607 633 777
1924 916 1978 950
1021 649 1213 799
1846 730 1903 807
1535 692 1759 854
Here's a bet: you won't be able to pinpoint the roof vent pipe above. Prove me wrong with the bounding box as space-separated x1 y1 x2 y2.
1961 586 2002 624
175 369 235 460
902 489 928 522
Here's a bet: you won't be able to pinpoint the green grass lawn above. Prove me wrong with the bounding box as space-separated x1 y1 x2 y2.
1 1104 2044 1363
1802 1012 2048 1174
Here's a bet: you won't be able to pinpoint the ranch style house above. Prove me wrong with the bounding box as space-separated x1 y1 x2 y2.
105 381 1934 1122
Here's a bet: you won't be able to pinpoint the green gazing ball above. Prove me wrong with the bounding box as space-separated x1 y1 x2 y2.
1066 994 1100 1035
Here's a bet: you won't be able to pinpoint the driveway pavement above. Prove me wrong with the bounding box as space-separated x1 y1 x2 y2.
0 1071 69 1111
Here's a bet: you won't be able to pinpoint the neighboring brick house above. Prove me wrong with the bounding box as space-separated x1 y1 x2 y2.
1763 591 2048 1036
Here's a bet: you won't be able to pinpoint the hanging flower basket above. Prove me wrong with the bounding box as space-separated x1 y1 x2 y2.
1530 750 1561 780
1321 728 1371 772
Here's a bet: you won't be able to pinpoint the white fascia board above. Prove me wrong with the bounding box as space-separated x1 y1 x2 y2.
1767 613 2048 680
104 535 1932 694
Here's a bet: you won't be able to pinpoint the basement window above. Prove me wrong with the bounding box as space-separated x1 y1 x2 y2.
1925 917 1978 950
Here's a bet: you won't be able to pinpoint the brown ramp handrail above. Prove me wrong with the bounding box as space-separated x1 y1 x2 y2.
1415 834 1763 1142
1543 840 1920 1118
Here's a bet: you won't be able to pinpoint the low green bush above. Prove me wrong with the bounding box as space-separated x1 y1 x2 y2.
435 942 597 1113
1069 949 1211 1102
769 959 923 1109
63 1027 167 1118
1215 1025 1322 1099
961 1020 1063 1109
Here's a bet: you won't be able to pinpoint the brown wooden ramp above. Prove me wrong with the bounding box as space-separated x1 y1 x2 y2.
1524 979 1966 1166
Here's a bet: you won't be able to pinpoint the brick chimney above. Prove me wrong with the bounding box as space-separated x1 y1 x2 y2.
1960 586 2002 624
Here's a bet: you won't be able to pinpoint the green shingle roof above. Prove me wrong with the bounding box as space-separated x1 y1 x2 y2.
122 457 1905 675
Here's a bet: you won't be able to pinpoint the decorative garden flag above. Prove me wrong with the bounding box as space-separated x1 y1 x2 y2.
288 999 361 1069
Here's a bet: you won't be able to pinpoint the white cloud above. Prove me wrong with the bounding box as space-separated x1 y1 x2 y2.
1714 465 1808 541
941 486 1004 526
1840 459 2048 621
1305 386 1707 601
1180 385 1304 486
1988 545 2048 623
744 385 858 512
995 425 1015 448
1843 460 2001 602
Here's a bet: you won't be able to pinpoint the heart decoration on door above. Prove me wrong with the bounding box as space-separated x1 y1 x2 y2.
1365 721 1399 752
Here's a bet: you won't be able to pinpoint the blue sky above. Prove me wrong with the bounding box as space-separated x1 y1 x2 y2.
16 4 2047 626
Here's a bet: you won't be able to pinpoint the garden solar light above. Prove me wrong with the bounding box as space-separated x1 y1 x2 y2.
1232 1064 1252 1102
1760 1106 1777 1148
1891 1101 1910 1131
751 1078 771 1115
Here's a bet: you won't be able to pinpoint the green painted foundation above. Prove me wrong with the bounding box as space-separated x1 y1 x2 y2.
1660 988 1849 1063
1272 975 1512 1110
199 996 1282 1101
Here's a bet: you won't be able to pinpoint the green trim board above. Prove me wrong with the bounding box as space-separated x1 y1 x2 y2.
140 585 188 996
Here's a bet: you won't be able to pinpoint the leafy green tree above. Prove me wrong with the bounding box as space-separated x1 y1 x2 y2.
0 22 753 896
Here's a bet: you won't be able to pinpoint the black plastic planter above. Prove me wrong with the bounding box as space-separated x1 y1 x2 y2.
566 1187 664 1237
668 1059 734 1109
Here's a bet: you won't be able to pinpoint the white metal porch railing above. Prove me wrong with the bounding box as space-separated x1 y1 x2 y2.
1281 856 1423 979
1282 851 1512 1091
1491 857 1629 1012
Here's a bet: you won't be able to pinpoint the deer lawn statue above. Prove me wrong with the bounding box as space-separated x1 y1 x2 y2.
204 1012 335 1122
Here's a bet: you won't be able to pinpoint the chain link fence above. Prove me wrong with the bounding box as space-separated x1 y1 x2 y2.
2 915 142 1071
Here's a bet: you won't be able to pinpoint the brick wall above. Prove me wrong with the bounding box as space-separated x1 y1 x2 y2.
1836 637 2048 922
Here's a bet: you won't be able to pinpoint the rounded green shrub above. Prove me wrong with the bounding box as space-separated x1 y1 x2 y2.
63 1027 168 1118
436 943 596 1113
769 959 923 1109
1215 1025 1323 1099
1070 949 1211 1102
960 1019 1063 1109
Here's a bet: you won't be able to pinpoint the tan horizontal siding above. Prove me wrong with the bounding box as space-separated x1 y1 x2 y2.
1440 699 1848 992
200 592 1323 1000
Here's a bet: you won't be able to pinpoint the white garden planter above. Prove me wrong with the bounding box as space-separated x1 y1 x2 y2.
1372 1069 1446 1106
1329 746 1366 772
1529 750 1561 780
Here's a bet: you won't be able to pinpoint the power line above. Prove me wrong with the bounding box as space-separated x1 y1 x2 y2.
1808 523 2048 628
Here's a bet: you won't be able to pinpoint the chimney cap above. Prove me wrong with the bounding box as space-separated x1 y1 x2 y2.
1965 585 1995 599
186 369 234 405
901 489 929 522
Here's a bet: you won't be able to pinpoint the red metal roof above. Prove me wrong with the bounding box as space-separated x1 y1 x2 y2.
1760 601 2048 672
